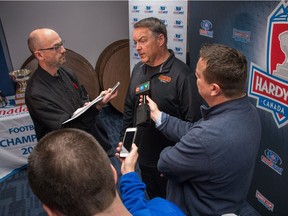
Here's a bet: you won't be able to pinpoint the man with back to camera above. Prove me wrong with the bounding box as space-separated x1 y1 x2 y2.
27 128 186 216
25 28 116 156
120 17 203 199
145 43 262 216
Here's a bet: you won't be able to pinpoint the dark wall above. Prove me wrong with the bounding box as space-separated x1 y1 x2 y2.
188 1 287 215
0 19 14 96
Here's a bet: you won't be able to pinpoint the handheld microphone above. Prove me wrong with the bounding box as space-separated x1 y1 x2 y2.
135 81 151 126
135 81 150 95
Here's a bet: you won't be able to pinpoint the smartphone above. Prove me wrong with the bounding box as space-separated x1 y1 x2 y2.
110 81 120 94
119 127 137 158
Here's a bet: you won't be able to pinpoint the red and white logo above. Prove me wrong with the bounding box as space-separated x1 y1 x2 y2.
248 2 288 128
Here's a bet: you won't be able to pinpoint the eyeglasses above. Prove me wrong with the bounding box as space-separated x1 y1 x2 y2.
38 40 65 51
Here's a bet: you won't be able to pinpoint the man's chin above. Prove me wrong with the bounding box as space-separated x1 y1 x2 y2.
140 57 148 64
56 60 66 67
60 57 66 64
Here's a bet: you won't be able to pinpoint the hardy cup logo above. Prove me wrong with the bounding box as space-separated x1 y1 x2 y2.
248 2 288 128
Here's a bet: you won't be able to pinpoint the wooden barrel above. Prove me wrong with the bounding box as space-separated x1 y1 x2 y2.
95 39 130 113
21 48 101 100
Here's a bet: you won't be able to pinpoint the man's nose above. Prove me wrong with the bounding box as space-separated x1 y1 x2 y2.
60 46 66 53
135 43 141 50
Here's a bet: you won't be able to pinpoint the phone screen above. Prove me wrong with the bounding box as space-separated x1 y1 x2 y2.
120 128 137 158
123 130 136 151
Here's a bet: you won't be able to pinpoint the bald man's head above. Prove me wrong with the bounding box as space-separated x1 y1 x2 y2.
27 28 59 55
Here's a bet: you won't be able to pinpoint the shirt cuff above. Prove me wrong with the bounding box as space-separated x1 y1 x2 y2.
155 112 162 127
156 112 169 129
155 111 162 127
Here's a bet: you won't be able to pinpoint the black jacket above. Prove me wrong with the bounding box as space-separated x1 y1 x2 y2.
25 66 112 151
121 50 203 166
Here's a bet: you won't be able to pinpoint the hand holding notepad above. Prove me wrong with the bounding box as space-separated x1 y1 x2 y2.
62 82 120 124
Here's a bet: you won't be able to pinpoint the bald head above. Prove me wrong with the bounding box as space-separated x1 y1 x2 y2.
28 28 60 55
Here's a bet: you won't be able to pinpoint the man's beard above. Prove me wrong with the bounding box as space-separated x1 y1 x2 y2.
47 58 66 69
59 54 66 65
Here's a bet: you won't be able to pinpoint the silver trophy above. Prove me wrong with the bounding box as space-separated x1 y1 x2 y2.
274 31 288 81
9 69 32 105
9 69 32 93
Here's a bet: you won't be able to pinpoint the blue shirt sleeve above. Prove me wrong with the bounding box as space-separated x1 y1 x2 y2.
120 172 185 216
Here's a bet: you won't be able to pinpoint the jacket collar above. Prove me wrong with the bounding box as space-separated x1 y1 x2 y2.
36 65 62 81
200 95 249 120
140 49 175 75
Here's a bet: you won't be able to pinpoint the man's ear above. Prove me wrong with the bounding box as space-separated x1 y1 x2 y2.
34 51 44 61
211 83 221 96
158 34 166 47
111 164 118 185
42 204 62 216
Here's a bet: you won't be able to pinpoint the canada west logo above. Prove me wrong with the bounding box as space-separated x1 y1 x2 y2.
249 2 288 128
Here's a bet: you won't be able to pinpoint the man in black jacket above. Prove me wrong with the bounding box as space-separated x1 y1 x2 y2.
120 17 203 198
25 28 117 156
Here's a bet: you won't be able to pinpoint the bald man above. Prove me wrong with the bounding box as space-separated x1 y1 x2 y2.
25 28 116 156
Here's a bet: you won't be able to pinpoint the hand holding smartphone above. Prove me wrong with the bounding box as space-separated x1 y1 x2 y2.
119 127 137 158
109 81 120 95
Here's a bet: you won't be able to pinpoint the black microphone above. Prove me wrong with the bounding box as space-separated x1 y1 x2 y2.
135 81 151 126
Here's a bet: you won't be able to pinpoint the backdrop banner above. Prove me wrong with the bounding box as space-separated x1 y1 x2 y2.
188 1 287 215
128 0 188 72
0 98 37 182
